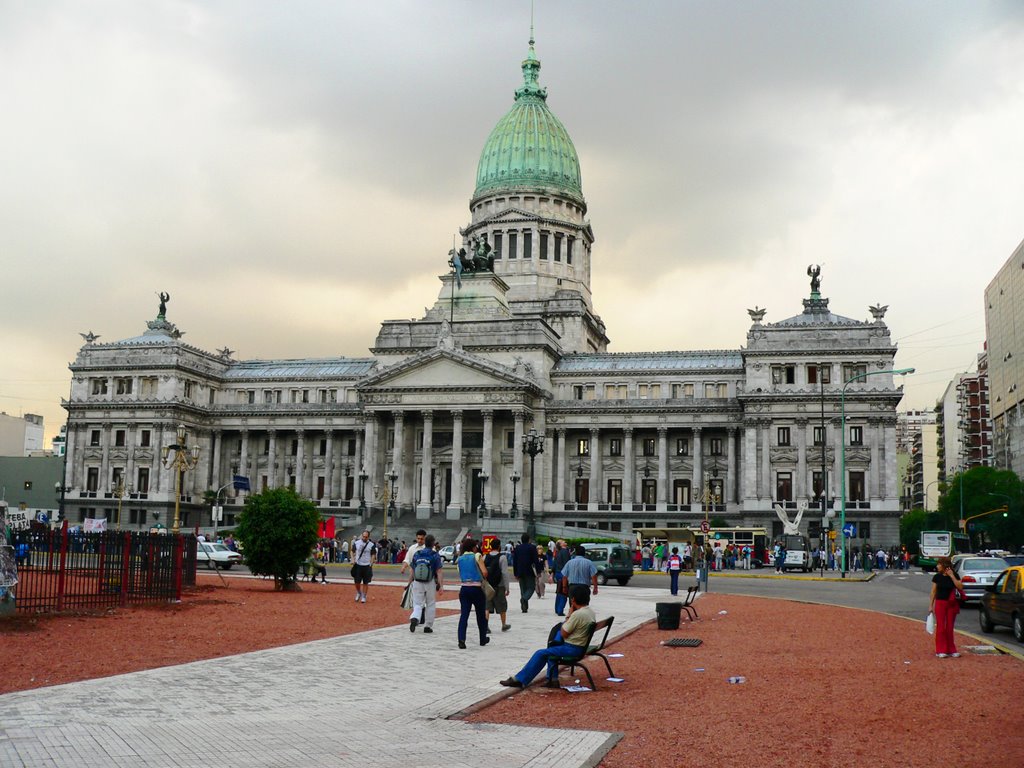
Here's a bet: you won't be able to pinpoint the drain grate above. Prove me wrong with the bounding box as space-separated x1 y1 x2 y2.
663 637 703 647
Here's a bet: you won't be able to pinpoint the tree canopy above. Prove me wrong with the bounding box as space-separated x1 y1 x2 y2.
235 487 320 590
936 466 1023 550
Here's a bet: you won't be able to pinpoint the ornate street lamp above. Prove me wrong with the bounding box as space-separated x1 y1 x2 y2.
384 468 398 538
840 367 914 577
358 466 368 516
54 481 71 528
478 471 489 516
521 427 544 540
161 423 200 535
112 475 132 531
510 471 520 518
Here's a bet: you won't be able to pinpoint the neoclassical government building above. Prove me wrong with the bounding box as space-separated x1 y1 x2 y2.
61 36 906 544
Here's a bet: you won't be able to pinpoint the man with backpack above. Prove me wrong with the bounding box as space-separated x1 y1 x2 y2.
484 538 512 633
409 534 444 633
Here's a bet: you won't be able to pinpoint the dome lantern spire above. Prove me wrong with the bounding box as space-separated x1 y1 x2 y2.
516 6 546 102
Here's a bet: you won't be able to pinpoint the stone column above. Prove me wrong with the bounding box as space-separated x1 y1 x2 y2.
364 415 377 494
322 430 333 501
727 427 738 505
556 428 566 505
239 430 249 499
391 411 404 476
657 426 668 508
796 419 807 503
152 424 164 494
65 424 78 489
100 423 111 492
447 410 463 519
211 429 222 494
883 418 898 503
294 430 305 494
623 428 634 508
125 425 136 492
869 419 881 501
418 411 433 519
692 427 703 507
157 424 172 495
481 410 494 510
589 427 601 507
743 423 757 507
513 410 525 479
267 430 277 490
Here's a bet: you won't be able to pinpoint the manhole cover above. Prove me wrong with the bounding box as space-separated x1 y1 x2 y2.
964 645 1002 655
663 638 702 647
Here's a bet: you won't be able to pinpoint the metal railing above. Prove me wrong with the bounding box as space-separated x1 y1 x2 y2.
8 526 196 613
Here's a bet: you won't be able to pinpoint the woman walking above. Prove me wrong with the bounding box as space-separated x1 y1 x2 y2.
456 537 490 649
929 556 965 658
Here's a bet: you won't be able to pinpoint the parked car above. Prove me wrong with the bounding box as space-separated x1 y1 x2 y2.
196 541 243 570
953 556 1009 602
1002 555 1024 568
581 542 633 586
978 565 1024 642
438 545 456 563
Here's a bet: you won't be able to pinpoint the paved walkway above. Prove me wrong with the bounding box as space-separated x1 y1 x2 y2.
0 584 676 768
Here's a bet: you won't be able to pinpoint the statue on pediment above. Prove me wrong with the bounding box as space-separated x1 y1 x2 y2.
807 264 821 295
156 291 170 319
774 500 807 535
747 306 767 324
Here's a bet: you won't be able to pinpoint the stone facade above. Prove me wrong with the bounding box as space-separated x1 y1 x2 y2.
58 36 908 545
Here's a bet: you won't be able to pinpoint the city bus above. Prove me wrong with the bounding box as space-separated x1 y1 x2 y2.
918 530 971 571
633 526 769 568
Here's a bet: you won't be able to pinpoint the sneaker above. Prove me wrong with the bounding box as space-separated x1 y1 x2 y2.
502 624 511 631
499 677 524 688
950 652 961 658
936 653 948 658
360 595 366 603
410 618 418 633
423 627 433 633
354 592 360 602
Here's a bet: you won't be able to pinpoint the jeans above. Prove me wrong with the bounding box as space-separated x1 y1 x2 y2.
517 574 536 607
553 572 567 614
514 642 585 685
458 585 488 643
669 570 680 595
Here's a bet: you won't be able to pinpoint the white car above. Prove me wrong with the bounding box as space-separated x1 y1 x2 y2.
439 545 456 563
196 541 243 570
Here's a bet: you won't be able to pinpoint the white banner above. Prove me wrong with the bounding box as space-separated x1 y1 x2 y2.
83 517 107 532
5 509 30 531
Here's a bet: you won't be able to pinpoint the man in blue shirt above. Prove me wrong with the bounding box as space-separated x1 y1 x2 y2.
561 544 598 599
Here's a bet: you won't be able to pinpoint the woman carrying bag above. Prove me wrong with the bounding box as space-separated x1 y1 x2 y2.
455 537 491 649
929 556 965 658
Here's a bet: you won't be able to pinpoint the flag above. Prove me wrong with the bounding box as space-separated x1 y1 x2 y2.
232 475 251 491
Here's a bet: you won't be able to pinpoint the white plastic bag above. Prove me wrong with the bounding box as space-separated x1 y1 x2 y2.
925 612 935 635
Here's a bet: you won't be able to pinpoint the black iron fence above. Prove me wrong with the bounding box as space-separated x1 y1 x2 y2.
8 525 197 613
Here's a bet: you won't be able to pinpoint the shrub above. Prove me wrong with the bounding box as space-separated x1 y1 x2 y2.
235 487 320 590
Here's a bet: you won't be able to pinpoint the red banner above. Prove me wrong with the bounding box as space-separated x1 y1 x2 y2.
318 518 336 539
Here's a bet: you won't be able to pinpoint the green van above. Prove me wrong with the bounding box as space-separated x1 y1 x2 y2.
581 542 634 586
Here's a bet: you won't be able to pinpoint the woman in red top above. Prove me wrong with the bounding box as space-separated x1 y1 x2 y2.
929 556 965 658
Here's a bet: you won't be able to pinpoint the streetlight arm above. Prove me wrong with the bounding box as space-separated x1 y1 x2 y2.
962 505 1008 528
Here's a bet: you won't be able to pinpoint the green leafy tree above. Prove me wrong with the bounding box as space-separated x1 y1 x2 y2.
938 466 1023 550
899 509 930 554
235 487 320 590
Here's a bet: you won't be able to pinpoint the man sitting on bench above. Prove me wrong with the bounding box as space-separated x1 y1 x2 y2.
499 585 595 689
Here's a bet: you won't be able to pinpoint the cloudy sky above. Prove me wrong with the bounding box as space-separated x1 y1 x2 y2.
3 0 1023 445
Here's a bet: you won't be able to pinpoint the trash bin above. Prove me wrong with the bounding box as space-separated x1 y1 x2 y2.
656 602 682 630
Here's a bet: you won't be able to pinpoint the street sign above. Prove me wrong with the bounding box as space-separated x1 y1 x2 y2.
700 520 710 534
842 523 855 538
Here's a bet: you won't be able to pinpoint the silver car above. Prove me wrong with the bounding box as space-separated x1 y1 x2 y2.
953 556 1009 601
196 541 243 570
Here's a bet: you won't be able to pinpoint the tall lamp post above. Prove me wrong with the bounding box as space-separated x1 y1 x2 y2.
840 367 914 577
478 471 489 516
521 428 544 540
358 466 368 517
113 476 132 531
385 468 398 538
54 481 71 529
510 471 520 518
161 423 200 535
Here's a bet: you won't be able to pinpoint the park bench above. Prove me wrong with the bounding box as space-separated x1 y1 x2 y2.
551 616 616 690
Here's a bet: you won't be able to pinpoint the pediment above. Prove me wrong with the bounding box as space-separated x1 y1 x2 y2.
359 348 544 394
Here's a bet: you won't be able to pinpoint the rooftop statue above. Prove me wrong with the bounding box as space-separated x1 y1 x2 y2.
156 291 170 318
447 237 495 275
807 264 821 295
869 304 889 321
747 306 767 324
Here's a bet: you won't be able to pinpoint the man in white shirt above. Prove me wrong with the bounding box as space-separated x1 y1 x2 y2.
401 529 428 576
352 530 376 603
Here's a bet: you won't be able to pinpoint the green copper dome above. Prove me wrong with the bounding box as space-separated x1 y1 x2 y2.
474 38 583 204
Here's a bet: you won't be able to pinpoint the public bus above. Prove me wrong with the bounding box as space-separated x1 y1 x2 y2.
918 530 971 571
